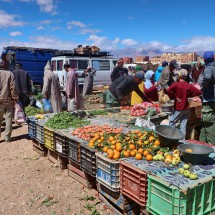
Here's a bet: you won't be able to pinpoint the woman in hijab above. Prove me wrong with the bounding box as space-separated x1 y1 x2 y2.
143 70 158 101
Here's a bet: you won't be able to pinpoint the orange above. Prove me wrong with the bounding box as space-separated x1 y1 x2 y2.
107 149 114 155
108 153 113 159
135 153 143 160
143 150 149 157
146 154 153 161
111 145 116 150
116 146 122 152
137 140 143 146
111 140 117 145
130 150 136 157
97 139 102 144
116 142 122 147
146 148 152 153
138 148 144 154
148 136 155 142
129 144 136 150
154 140 160 146
103 146 109 152
113 153 120 160
137 132 142 137
109 136 114 141
89 142 94 147
165 154 172 160
123 151 130 157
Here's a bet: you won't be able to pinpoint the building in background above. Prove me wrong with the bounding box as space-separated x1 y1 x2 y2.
134 56 149 63
123 57 133 64
150 56 161 64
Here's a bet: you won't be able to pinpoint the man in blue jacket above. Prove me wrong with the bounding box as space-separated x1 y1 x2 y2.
198 51 215 144
154 61 168 83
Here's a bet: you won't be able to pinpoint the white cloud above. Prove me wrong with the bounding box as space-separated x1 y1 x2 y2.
80 28 101 35
0 10 25 28
121 38 138 46
36 0 56 14
10 31 22 36
67 21 86 28
37 25 44 30
113 37 120 44
51 26 61 31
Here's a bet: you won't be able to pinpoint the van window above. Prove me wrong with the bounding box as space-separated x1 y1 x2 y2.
52 60 56 71
57 60 63 70
69 60 88 70
92 60 110 70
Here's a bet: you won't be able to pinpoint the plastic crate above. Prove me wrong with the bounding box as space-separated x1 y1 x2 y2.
54 131 68 157
35 122 44 144
44 127 55 151
28 117 36 139
80 143 96 177
147 174 215 215
96 152 120 192
120 160 148 206
68 136 80 163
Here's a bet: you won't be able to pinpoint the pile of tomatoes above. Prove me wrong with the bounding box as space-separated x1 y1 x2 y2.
88 129 165 160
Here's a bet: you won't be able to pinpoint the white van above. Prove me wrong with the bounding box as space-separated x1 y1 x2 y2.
51 52 117 91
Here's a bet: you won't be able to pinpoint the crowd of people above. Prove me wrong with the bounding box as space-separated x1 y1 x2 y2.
0 51 214 145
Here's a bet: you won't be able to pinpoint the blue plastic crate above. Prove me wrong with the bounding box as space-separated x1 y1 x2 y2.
28 117 36 139
96 152 120 192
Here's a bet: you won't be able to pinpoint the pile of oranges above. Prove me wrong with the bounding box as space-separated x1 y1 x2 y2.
88 129 163 160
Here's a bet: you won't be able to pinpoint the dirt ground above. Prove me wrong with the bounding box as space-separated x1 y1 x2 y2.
0 124 112 215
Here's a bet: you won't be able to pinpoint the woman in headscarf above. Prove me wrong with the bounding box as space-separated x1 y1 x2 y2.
42 61 62 113
143 70 158 101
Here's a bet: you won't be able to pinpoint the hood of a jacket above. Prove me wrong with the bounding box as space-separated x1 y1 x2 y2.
157 66 164 72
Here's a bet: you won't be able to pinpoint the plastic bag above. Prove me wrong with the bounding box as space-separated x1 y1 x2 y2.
36 100 43 109
158 90 170 103
14 103 26 124
135 117 155 130
42 98 52 112
67 98 76 112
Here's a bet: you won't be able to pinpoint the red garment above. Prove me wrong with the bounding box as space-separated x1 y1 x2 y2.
192 66 204 82
143 85 158 101
166 80 202 111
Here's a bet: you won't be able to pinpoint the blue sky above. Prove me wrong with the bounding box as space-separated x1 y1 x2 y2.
0 0 215 57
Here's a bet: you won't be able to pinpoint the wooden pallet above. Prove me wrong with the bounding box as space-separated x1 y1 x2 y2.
47 149 67 169
67 163 96 189
98 193 140 215
32 139 47 157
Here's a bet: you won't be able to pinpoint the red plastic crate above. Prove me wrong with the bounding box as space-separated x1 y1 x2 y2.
187 140 215 148
120 161 148 206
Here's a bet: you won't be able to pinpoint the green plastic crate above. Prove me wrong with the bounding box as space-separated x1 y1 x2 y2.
147 175 215 215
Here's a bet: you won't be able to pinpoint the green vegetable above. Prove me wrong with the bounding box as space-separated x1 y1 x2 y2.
45 111 89 129
35 92 44 100
88 109 108 116
25 106 44 116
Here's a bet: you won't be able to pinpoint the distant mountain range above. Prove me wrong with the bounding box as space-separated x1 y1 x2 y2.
110 47 208 58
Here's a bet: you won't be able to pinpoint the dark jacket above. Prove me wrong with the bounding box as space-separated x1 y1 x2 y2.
198 61 215 102
192 66 204 83
12 69 31 95
110 66 128 82
109 75 151 102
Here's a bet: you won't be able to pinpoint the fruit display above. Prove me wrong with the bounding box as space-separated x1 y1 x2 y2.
71 124 123 141
130 102 160 117
86 129 170 160
35 114 45 119
178 164 198 180
45 111 89 129
120 106 132 111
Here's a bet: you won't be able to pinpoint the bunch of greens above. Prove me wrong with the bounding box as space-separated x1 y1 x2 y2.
88 109 108 116
26 106 44 116
35 92 44 100
45 111 89 129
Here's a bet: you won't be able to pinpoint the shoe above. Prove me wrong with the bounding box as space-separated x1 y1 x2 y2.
5 138 11 143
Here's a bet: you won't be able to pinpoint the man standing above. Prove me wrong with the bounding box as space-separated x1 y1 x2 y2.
158 60 178 89
192 61 205 83
154 61 168 83
166 69 202 137
12 63 31 112
0 59 18 142
42 61 62 113
82 66 96 96
105 73 152 107
110 58 128 82
64 63 81 109
198 51 215 144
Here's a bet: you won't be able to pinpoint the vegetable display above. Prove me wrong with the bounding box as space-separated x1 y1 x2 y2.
72 125 123 141
45 112 89 129
88 109 108 116
130 102 160 117
25 106 44 116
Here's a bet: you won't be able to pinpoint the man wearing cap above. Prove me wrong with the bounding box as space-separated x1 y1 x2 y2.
166 69 202 137
192 60 205 83
154 61 168 83
105 73 152 108
0 59 18 142
12 63 31 113
158 60 178 89
110 58 128 82
198 51 215 144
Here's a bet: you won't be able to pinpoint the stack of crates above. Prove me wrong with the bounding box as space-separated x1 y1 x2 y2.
28 117 37 139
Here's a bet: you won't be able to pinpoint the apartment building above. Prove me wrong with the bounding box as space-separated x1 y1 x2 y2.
134 56 149 63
